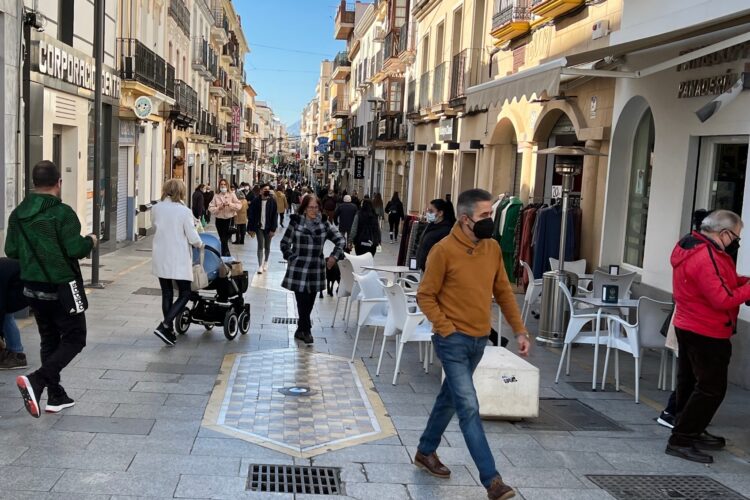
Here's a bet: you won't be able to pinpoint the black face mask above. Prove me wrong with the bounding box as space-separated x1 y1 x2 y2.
469 217 494 240
725 238 740 263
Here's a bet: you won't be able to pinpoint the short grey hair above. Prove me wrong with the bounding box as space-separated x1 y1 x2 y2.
701 209 743 233
456 189 493 218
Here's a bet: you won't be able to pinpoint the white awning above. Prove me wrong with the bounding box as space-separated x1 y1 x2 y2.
466 58 567 112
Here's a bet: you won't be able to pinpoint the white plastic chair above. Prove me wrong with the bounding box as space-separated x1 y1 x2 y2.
604 297 674 403
549 258 590 292
332 259 355 327
342 252 375 331
520 260 543 323
554 281 616 388
350 271 388 361
379 281 434 385
580 270 637 315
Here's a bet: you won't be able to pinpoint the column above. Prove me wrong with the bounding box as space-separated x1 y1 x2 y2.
581 139 601 269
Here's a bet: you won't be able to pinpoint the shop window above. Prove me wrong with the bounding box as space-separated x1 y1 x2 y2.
58 0 74 46
695 136 749 216
623 109 655 268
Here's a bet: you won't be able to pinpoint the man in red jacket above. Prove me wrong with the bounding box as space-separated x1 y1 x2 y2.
667 209 750 463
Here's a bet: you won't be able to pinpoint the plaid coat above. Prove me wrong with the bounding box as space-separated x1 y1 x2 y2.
280 214 346 292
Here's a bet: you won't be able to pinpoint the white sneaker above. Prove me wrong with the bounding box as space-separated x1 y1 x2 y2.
263 262 269 272
257 268 263 274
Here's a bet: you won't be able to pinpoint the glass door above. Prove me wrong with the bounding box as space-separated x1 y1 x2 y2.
695 136 749 214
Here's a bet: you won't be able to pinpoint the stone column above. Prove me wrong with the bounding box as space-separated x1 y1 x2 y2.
517 141 535 204
581 139 602 270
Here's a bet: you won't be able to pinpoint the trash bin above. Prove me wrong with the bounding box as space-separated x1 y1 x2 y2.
536 270 579 347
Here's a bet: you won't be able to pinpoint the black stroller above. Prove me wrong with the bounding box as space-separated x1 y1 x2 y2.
174 233 250 340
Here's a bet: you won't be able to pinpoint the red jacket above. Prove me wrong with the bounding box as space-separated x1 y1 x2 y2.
671 231 750 339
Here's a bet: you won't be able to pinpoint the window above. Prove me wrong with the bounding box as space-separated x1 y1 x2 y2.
386 79 404 113
623 109 655 268
58 0 74 46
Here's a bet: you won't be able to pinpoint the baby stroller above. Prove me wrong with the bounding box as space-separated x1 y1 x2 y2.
174 233 250 340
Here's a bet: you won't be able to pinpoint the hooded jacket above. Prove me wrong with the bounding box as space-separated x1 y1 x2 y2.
5 193 94 284
671 231 750 339
417 224 526 337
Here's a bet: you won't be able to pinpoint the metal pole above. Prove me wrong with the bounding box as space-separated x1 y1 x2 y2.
90 0 105 287
230 95 235 186
557 172 573 274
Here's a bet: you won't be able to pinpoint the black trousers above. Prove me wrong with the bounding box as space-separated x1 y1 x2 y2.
294 290 317 333
355 244 376 257
27 297 87 388
279 213 285 226
215 218 232 256
159 278 192 329
234 224 247 244
670 328 731 445
388 216 400 240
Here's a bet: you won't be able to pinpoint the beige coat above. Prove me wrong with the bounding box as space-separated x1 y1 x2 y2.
208 191 242 220
275 191 288 213
234 199 249 225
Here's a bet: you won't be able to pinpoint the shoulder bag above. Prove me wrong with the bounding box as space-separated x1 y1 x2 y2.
192 247 209 291
15 218 88 315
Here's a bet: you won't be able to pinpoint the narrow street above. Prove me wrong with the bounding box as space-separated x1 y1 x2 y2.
1 226 749 499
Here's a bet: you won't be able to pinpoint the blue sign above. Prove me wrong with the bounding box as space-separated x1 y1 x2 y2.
316 136 329 144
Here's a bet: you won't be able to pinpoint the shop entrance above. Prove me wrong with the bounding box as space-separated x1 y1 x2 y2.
541 114 584 199
695 135 749 215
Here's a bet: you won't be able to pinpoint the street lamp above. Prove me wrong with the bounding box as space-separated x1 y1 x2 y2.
367 97 384 196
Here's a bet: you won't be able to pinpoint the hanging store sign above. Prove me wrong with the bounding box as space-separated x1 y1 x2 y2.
31 33 121 99
678 72 739 99
439 118 457 142
354 156 365 179
133 96 153 119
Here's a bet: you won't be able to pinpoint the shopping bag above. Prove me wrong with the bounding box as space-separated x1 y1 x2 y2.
191 247 209 291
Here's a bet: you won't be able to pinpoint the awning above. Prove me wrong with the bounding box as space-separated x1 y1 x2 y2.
466 58 567 112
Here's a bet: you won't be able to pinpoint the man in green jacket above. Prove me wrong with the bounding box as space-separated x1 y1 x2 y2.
5 160 98 418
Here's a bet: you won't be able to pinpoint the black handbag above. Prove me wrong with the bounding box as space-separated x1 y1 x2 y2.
15 220 89 315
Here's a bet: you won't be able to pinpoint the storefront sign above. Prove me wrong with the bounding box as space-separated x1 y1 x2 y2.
354 156 365 179
677 42 750 72
678 72 739 98
439 118 456 142
133 96 153 119
32 33 121 99
119 120 136 145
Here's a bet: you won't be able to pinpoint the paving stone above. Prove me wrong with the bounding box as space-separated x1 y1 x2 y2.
86 433 194 455
519 487 616 499
364 463 479 486
0 446 27 465
130 381 214 395
13 448 135 471
79 389 168 405
310 444 412 465
502 448 613 470
174 474 294 499
406 484 488 500
52 470 180 497
128 452 240 476
499 466 587 488
101 369 182 383
53 415 155 435
0 493 109 500
599 450 715 473
58 401 118 418
0 465 64 491
111 403 205 420
146 361 220 375
191 437 296 461
342 483 410 500
165 393 210 407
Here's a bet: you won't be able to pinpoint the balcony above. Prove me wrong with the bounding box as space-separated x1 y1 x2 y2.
375 115 407 146
170 79 198 128
331 96 350 118
334 0 355 40
491 2 532 44
450 48 482 105
220 96 232 113
332 51 351 82
168 0 191 37
118 38 168 96
433 61 448 107
210 2 229 45
371 48 387 83
166 63 175 98
530 0 584 20
192 37 208 72
419 71 431 110
398 22 416 65
207 47 218 80
209 78 227 98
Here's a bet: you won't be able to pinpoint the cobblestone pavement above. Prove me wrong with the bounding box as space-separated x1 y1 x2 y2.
1 224 749 499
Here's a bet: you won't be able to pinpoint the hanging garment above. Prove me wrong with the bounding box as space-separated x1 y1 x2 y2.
532 205 577 278
499 197 523 280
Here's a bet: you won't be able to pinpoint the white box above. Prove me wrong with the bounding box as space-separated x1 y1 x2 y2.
444 346 539 420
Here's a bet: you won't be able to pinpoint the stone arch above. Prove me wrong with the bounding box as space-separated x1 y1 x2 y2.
487 117 520 196
532 101 586 144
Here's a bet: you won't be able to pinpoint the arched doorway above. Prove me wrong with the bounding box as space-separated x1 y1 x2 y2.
172 139 186 181
533 111 584 200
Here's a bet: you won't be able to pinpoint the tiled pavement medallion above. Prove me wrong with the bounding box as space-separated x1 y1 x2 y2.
586 475 748 500
203 348 396 458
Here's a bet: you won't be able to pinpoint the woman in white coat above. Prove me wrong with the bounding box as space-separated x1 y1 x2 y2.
151 179 203 346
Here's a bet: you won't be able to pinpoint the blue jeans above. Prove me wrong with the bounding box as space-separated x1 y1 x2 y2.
418 332 498 487
2 314 23 353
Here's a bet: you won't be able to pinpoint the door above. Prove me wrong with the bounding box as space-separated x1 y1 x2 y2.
695 135 749 214
117 147 129 241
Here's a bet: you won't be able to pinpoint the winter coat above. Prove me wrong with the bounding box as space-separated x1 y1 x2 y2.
234 199 249 225
349 212 381 248
280 214 346 293
385 199 405 220
5 193 94 284
248 195 278 233
191 189 205 219
151 199 203 281
275 191 288 213
334 202 358 234
208 191 242 220
671 231 750 339
416 219 453 271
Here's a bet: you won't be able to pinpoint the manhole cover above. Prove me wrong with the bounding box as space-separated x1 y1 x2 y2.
132 287 163 296
247 464 343 495
515 398 628 432
272 317 299 324
587 475 747 500
279 386 317 397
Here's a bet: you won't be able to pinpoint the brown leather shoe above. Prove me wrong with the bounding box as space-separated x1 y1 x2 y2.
486 476 515 500
414 451 451 478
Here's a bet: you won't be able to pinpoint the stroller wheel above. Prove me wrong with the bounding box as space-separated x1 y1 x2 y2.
223 311 239 340
175 309 191 335
238 305 250 335
204 324 214 331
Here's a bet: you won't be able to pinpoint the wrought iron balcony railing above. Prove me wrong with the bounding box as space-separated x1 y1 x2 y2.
168 0 191 37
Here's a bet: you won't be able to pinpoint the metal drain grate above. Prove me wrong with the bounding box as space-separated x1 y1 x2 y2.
132 287 163 296
587 475 747 500
247 464 343 495
272 317 298 325
515 398 628 432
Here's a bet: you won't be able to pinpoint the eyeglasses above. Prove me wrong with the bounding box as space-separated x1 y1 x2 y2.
725 229 741 242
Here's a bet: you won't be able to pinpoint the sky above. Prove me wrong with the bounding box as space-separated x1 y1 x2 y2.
236 0 348 130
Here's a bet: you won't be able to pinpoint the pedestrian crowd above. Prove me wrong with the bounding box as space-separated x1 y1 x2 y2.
3 159 748 500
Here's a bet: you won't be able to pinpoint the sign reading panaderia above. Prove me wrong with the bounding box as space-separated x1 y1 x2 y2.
678 72 739 98
32 33 121 99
